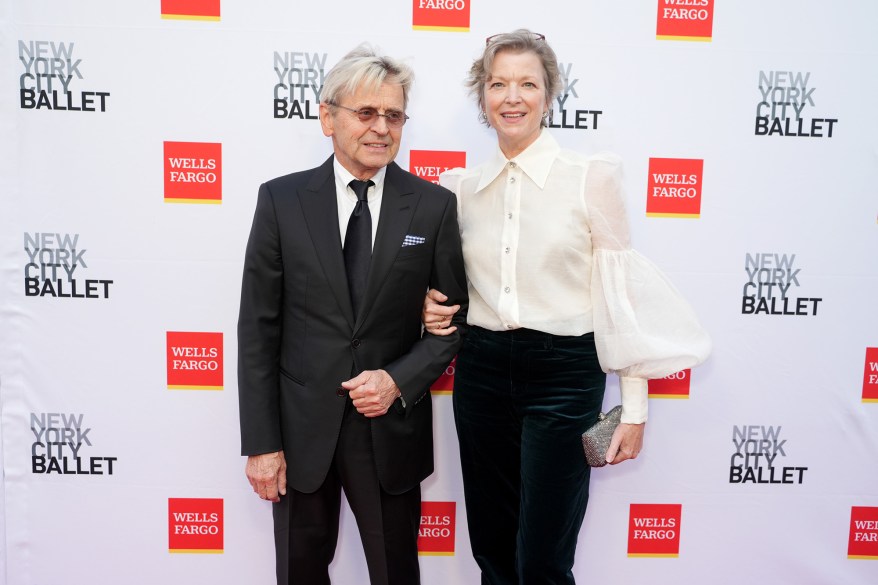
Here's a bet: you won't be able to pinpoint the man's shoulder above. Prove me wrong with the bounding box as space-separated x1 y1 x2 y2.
262 166 320 191
260 157 333 195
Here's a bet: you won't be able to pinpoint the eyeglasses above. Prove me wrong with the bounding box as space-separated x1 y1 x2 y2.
485 32 546 46
331 104 409 128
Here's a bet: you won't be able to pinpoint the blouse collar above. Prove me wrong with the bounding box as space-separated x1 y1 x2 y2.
476 128 561 192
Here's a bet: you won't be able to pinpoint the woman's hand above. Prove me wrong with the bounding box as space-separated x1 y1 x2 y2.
606 422 645 465
422 288 460 337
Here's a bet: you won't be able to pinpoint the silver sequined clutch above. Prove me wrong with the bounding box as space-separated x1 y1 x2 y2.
581 405 622 467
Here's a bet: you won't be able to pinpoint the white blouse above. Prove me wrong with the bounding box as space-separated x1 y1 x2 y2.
440 129 711 423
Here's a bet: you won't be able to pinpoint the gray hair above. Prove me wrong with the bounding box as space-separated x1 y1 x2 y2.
321 44 415 109
465 29 562 127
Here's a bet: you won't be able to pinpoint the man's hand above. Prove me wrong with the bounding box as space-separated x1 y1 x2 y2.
605 423 645 465
246 450 287 502
422 288 460 337
342 369 402 417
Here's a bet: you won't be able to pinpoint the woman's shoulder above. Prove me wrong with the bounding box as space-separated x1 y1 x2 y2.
587 150 623 166
556 147 623 169
438 164 483 193
440 163 484 179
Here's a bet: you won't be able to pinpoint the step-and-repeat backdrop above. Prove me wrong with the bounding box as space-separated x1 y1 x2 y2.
2 1 877 584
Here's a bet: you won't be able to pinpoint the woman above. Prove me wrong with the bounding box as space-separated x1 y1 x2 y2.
423 30 711 585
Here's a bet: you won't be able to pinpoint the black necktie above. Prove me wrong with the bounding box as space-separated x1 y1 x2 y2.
343 179 374 318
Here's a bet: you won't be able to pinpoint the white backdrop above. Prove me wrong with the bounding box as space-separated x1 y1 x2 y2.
2 1 878 584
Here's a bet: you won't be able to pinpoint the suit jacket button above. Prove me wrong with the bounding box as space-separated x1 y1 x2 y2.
351 339 361 348
336 387 346 397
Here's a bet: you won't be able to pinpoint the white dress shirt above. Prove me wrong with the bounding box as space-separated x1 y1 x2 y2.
440 129 711 423
334 160 385 249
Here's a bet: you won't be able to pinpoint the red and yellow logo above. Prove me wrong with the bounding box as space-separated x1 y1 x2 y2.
164 141 222 204
161 0 220 21
628 503 682 557
167 331 223 390
431 355 456 395
646 158 704 218
412 0 470 32
863 348 878 403
649 369 691 399
418 501 456 555
410 150 466 184
848 507 878 559
656 0 714 42
168 498 223 553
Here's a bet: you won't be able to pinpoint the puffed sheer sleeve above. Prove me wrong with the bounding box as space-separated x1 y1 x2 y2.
585 155 711 423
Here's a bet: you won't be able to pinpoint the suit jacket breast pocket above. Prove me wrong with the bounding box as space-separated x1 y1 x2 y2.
395 243 430 262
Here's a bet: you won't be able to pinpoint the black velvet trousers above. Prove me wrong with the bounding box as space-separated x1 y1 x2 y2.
454 326 606 585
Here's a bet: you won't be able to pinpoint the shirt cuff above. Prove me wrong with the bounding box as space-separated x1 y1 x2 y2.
620 377 648 424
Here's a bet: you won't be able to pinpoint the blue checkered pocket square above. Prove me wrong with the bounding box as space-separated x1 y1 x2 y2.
402 235 426 247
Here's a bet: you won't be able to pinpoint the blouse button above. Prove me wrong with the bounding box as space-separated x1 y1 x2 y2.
504 286 511 293
507 213 512 219
509 162 517 168
509 177 516 183
504 247 510 254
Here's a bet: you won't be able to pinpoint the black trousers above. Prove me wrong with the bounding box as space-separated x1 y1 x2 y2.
454 326 606 585
272 399 421 585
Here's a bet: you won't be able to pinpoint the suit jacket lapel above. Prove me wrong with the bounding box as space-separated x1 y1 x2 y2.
299 155 356 328
355 162 419 330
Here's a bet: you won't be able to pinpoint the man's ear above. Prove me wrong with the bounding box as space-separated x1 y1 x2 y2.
319 103 333 137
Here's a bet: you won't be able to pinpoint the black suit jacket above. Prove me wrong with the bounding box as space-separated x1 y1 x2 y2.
237 156 467 494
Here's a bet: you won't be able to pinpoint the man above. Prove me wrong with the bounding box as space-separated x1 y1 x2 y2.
237 44 467 585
